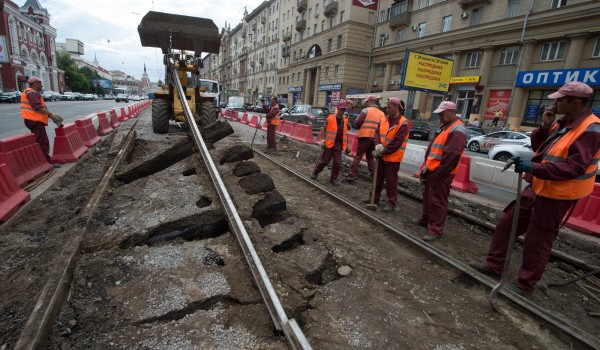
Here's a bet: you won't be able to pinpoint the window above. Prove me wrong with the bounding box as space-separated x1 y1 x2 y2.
441 16 452 33
417 22 426 38
396 29 406 43
379 34 386 47
309 9 312 17
330 17 336 26
335 65 339 75
465 51 481 68
507 0 521 18
340 10 345 22
325 66 330 77
470 7 483 25
395 62 403 75
593 37 600 58
540 41 565 61
499 46 519 65
307 28 311 36
550 0 567 8
328 38 332 51
337 35 342 49
316 4 319 13
418 0 433 10
379 10 386 23
376 65 385 77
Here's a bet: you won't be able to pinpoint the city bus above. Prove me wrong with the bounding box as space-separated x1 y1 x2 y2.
113 87 127 96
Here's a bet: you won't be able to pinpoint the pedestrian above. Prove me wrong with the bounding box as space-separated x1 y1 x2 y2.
471 82 600 295
347 95 386 181
265 95 280 152
472 118 480 127
492 110 503 126
370 97 411 212
417 101 467 241
311 101 350 185
21 76 63 167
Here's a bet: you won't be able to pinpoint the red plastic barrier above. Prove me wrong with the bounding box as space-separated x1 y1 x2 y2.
75 117 100 148
261 120 268 131
219 108 224 118
230 111 240 122
248 115 259 128
121 107 130 121
290 124 315 144
0 163 31 223
240 113 249 124
566 184 600 235
347 133 358 156
276 120 285 134
0 134 53 186
97 112 114 135
51 123 88 163
278 121 293 137
109 109 121 128
451 156 478 193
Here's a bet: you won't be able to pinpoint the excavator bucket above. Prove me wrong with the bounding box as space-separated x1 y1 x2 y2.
138 11 220 55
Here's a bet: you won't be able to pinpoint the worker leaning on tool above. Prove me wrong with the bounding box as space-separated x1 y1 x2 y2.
417 101 466 242
311 101 350 185
370 97 410 212
265 95 280 153
472 82 600 295
347 95 385 182
21 76 63 167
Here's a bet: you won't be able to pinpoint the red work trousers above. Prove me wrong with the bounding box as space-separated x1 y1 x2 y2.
314 145 342 180
419 171 454 236
485 185 576 292
374 160 400 207
347 137 375 178
24 119 51 163
266 124 277 150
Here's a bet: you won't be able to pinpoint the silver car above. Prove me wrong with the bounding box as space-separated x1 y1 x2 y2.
488 143 533 162
467 131 530 153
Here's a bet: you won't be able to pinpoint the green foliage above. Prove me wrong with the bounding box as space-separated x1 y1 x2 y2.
56 51 101 93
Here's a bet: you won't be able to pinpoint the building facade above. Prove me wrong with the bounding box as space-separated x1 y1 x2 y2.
0 0 64 93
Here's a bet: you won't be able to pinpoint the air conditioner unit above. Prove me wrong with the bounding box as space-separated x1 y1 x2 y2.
411 25 417 31
460 12 469 19
388 80 395 85
372 81 378 86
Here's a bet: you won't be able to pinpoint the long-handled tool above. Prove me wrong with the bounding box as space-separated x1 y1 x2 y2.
544 267 600 289
490 158 522 311
366 157 380 211
250 116 264 150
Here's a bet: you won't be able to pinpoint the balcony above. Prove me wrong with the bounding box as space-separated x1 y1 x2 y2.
282 32 292 42
239 47 248 58
458 0 492 10
297 0 307 13
250 60 256 67
252 22 257 31
261 15 266 24
324 1 338 18
388 2 412 29
259 57 264 64
295 19 306 32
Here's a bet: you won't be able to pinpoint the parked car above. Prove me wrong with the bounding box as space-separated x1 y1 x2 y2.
467 131 530 153
52 91 63 101
0 91 20 103
280 105 330 133
104 94 115 100
226 96 246 112
61 92 75 101
82 93 96 101
115 93 129 102
466 126 485 141
488 143 533 162
42 90 58 102
409 122 431 141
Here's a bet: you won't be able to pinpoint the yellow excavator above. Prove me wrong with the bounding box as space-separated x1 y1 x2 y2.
138 11 221 134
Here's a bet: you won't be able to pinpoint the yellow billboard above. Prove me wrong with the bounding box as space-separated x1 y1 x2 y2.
401 51 454 93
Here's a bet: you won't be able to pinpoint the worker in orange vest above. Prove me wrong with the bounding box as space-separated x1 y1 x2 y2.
265 95 280 152
371 97 411 211
417 101 467 242
347 95 386 181
21 76 63 167
311 101 350 185
472 82 600 295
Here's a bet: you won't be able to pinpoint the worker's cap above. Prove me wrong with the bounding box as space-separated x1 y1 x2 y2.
27 76 41 84
345 99 354 106
363 95 379 103
338 101 348 109
387 97 405 109
547 82 594 99
433 101 457 114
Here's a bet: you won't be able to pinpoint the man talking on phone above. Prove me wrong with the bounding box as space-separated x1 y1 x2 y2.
471 82 600 295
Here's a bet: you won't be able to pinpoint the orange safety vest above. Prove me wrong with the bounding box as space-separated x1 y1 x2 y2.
382 116 411 163
270 106 281 126
324 114 348 149
425 119 465 174
21 88 48 125
357 107 385 138
532 113 600 200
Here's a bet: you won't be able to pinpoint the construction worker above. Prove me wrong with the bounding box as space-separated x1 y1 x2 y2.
265 95 280 152
311 101 350 185
371 97 411 211
417 101 467 241
347 95 385 181
471 82 600 295
21 76 63 167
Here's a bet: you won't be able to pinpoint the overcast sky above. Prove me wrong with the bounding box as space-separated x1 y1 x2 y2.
40 0 265 82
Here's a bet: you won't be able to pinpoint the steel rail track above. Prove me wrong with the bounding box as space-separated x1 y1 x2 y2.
255 149 600 350
171 67 311 350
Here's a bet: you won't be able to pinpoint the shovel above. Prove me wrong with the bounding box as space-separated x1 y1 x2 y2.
366 157 380 211
489 157 522 311
250 116 264 150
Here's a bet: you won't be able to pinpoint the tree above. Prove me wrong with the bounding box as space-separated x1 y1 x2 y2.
56 51 96 92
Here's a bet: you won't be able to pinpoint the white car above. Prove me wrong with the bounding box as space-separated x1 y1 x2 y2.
488 143 533 162
467 131 530 153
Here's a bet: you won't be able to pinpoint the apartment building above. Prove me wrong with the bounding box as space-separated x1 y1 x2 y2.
210 0 600 130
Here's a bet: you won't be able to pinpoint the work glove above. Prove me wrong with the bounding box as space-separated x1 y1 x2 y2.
320 139 326 149
513 157 533 173
372 144 385 157
51 114 63 127
419 167 428 185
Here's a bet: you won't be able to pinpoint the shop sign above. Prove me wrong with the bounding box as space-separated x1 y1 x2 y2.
450 76 480 85
352 0 378 10
318 83 342 91
517 68 600 87
288 86 303 92
401 50 453 93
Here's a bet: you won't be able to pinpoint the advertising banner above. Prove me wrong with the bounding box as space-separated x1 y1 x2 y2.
516 68 600 87
0 36 10 64
484 89 511 121
352 0 378 10
401 50 453 93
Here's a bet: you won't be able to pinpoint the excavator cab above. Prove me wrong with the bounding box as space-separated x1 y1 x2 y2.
138 11 221 133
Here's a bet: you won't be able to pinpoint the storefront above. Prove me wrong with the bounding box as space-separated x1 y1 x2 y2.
318 83 342 110
288 87 302 106
449 76 480 120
